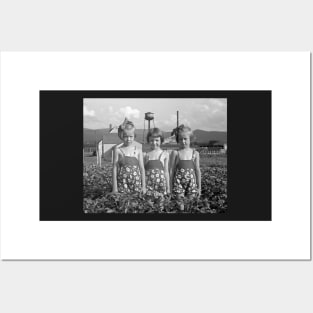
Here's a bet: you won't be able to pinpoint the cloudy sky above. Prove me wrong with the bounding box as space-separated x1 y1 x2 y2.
83 98 227 132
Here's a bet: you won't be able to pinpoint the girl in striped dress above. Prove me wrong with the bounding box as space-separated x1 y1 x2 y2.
112 119 146 194
171 125 201 200
144 128 170 198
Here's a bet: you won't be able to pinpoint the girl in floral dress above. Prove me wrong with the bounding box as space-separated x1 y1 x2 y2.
112 119 146 194
144 128 170 198
171 125 201 201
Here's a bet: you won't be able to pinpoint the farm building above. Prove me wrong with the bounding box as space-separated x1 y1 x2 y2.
96 127 143 165
198 141 227 154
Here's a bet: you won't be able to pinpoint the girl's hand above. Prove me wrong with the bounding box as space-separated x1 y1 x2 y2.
142 186 147 194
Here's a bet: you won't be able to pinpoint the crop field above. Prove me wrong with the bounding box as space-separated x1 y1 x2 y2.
83 154 227 214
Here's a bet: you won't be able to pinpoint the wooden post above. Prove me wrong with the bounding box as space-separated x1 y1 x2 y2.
96 140 102 167
99 146 101 167
83 148 85 172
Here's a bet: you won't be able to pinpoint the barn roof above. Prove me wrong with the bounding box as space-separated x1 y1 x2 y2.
109 126 118 133
102 133 122 144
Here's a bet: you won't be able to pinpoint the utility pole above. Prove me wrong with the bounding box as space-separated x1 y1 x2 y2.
176 110 179 142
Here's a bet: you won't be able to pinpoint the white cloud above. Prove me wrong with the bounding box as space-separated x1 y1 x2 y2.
83 98 226 131
199 99 226 113
83 105 95 117
119 106 140 119
158 114 192 131
210 98 227 107
161 114 177 127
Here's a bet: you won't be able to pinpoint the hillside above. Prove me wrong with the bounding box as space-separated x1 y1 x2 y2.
84 128 227 145
84 128 171 145
193 130 227 145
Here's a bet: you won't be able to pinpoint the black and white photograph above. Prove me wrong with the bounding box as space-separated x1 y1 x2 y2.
83 98 227 214
6 51 307 262
39 89 271 222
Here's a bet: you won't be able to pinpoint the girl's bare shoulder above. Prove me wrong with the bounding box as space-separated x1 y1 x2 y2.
164 151 170 158
160 149 169 157
157 151 168 163
135 147 143 160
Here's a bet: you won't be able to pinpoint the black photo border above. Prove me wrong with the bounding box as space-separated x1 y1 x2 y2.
40 90 271 221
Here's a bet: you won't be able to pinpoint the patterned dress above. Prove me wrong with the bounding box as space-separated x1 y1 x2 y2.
117 147 142 194
145 151 167 197
172 149 198 196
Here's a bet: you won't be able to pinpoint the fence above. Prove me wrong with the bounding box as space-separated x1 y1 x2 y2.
84 145 227 168
197 148 225 155
84 147 96 153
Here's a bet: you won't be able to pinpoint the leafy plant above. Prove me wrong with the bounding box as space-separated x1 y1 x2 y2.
83 160 227 214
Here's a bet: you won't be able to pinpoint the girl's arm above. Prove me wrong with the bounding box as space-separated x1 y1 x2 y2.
163 152 171 194
194 151 201 196
138 150 146 193
112 147 119 193
169 150 178 190
143 151 147 166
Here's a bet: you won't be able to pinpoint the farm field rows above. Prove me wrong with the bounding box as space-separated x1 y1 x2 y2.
83 155 227 214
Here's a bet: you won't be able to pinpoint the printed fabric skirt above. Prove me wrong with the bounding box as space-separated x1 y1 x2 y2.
172 168 198 196
146 168 167 197
117 164 142 194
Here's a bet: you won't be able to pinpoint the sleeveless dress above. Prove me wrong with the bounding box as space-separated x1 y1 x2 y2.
145 151 167 197
117 146 142 194
172 149 198 196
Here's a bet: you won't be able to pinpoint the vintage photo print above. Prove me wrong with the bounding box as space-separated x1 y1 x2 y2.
2 52 309 260
83 98 227 215
40 90 271 222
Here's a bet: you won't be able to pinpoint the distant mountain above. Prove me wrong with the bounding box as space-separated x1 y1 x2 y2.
84 128 172 144
193 130 227 145
84 128 227 145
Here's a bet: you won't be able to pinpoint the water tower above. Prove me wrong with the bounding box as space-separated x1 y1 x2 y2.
143 112 155 143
